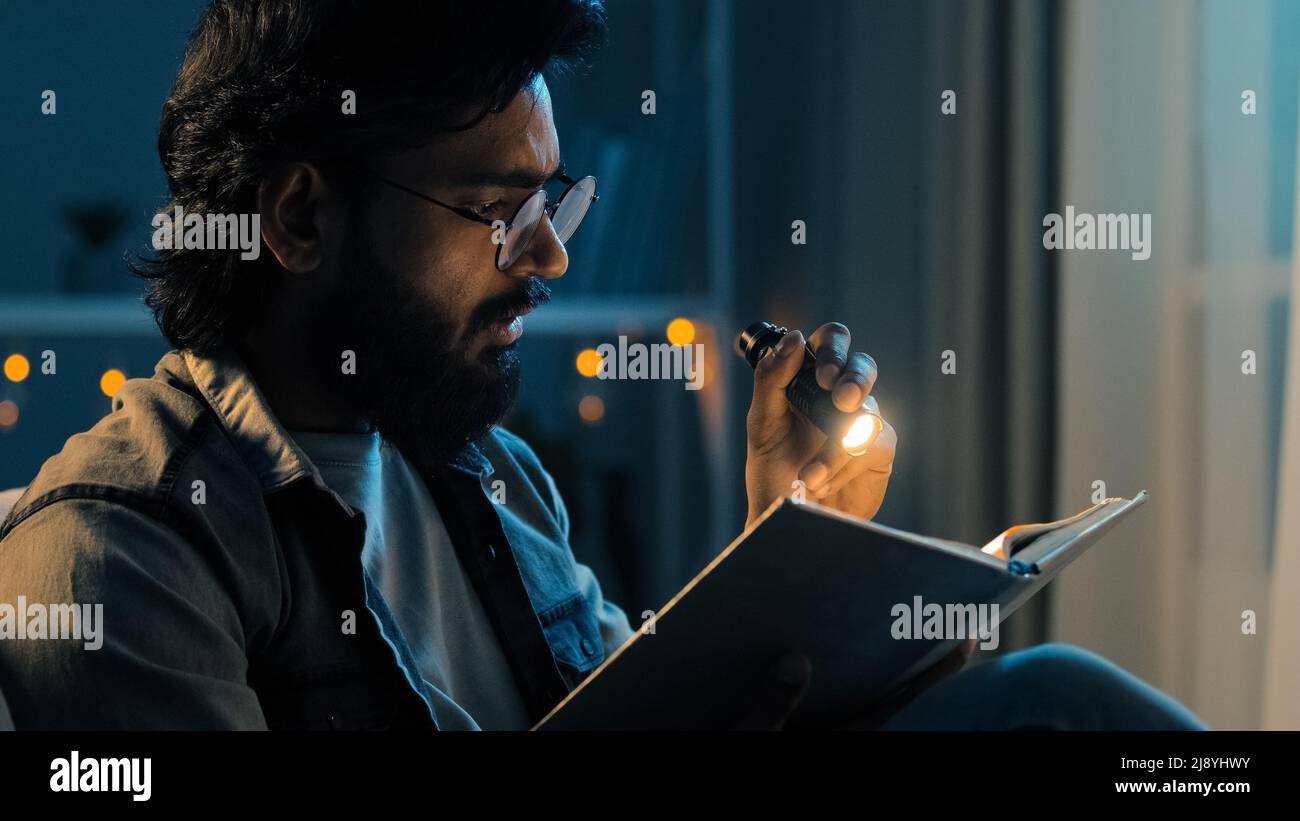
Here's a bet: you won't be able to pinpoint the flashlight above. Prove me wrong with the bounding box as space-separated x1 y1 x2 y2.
735 320 884 456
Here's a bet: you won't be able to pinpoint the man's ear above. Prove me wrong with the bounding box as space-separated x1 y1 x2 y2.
257 163 334 274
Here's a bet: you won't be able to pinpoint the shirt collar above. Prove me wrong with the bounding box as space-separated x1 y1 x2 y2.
179 347 360 515
175 348 493 508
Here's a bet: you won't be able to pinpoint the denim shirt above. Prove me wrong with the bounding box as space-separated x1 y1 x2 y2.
0 348 634 729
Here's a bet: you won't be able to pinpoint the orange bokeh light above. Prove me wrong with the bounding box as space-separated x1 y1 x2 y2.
3 354 30 382
666 317 695 346
578 395 605 424
100 369 127 398
576 348 603 378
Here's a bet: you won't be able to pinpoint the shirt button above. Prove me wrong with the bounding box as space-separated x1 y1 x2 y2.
580 637 595 656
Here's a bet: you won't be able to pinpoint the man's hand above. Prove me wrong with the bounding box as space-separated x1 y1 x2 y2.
744 322 897 530
836 638 978 729
727 641 975 730
729 652 813 730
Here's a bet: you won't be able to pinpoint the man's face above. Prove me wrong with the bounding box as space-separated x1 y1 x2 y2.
309 76 569 463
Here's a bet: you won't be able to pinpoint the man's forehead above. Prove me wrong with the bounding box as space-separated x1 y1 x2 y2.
412 78 561 186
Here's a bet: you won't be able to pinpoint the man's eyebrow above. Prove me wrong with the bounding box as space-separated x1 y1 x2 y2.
447 158 566 189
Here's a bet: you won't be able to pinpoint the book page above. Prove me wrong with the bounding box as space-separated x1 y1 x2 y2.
979 499 1119 559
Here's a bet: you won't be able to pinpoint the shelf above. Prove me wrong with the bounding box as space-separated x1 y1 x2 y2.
0 295 726 338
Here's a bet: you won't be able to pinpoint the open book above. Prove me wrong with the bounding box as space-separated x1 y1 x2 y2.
535 491 1148 730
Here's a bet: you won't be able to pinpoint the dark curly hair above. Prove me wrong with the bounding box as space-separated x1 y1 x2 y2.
134 0 607 352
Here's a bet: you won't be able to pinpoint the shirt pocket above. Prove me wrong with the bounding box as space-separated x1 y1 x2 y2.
537 592 605 692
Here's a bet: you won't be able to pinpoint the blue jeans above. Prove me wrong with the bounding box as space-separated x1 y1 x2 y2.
878 643 1209 730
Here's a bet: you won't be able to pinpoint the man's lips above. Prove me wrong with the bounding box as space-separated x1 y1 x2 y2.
481 304 534 345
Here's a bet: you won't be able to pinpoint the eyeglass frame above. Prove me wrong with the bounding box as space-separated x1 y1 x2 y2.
365 168 598 271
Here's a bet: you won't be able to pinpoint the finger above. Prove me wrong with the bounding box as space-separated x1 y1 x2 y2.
831 350 878 412
815 462 891 522
809 419 895 497
836 635 970 732
747 330 806 439
807 322 851 390
800 433 855 492
958 637 978 661
730 652 812 731
817 463 892 512
812 451 874 500
813 421 896 498
909 640 972 694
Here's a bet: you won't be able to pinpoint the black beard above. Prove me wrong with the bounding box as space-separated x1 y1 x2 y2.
305 230 550 466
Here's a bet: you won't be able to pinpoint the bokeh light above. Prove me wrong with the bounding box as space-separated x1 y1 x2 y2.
578 394 605 424
576 348 603 378
3 354 30 382
100 369 127 398
666 317 695 346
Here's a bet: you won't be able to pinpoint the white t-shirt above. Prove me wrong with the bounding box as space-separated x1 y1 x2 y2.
290 429 532 730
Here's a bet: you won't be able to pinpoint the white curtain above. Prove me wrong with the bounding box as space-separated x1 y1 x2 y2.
1053 0 1297 729
1263 85 1300 729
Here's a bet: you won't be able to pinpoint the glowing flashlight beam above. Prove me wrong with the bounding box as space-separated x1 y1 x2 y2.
840 412 882 456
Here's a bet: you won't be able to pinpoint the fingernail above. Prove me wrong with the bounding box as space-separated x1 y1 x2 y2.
801 461 827 488
832 382 862 409
777 331 803 356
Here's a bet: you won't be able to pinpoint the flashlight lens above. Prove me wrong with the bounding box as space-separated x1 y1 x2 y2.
841 412 882 455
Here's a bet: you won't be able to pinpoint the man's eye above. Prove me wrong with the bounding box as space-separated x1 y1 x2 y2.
467 201 501 218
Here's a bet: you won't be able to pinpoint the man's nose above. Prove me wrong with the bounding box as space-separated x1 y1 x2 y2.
508 212 568 280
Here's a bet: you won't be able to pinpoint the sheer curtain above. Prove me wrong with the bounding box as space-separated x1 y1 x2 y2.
913 0 1061 653
1264 85 1300 730
1053 0 1298 729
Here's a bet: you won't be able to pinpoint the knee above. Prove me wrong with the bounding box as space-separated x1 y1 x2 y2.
1000 642 1119 688
993 643 1208 730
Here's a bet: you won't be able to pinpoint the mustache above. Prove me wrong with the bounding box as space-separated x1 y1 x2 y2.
465 277 553 335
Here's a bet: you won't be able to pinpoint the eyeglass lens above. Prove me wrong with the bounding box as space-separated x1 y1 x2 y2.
498 177 596 269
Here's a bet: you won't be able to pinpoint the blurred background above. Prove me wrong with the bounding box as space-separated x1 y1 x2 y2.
2 0 1298 728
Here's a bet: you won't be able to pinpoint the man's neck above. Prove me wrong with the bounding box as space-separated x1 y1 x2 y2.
237 334 370 434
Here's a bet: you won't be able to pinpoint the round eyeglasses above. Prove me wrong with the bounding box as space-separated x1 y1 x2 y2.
370 170 598 271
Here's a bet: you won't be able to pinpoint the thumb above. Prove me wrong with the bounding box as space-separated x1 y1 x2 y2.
748 330 806 439
731 651 812 730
